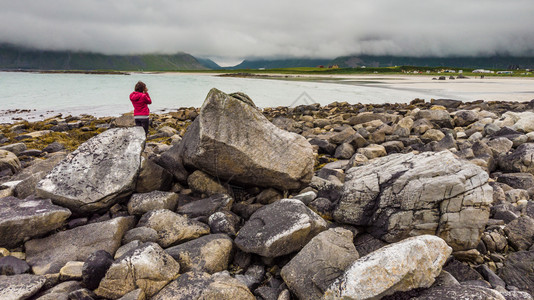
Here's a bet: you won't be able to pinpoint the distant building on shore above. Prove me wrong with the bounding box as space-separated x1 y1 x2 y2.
472 69 495 74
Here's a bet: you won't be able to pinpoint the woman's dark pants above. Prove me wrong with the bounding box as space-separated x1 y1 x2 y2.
135 118 149 135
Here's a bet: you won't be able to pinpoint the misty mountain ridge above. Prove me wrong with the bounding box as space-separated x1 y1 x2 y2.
0 43 214 71
2 43 534 71
229 58 332 69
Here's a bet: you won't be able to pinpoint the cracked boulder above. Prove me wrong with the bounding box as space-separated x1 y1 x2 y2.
235 199 328 257
324 235 452 300
168 88 315 191
36 127 146 214
333 150 492 251
0 196 71 248
281 227 359 300
95 242 180 299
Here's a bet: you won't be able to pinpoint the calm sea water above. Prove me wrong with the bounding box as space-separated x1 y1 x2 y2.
0 71 511 123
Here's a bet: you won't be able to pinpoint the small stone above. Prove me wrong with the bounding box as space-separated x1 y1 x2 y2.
0 255 30 275
59 263 84 282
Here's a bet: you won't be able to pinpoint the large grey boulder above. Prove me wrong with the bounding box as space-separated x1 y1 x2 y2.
36 127 146 214
166 234 233 274
170 89 314 191
235 199 328 257
324 235 452 300
499 250 534 296
137 209 210 248
152 271 255 300
281 228 359 300
499 143 534 175
0 196 71 248
0 274 46 300
333 150 492 251
25 216 135 274
95 242 180 299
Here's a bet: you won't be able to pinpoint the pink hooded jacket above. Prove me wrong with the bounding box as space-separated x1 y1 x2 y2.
130 91 152 116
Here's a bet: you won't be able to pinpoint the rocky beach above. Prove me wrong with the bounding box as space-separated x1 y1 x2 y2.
1 88 534 299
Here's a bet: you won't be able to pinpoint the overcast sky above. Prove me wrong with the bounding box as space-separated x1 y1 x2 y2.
1 0 533 66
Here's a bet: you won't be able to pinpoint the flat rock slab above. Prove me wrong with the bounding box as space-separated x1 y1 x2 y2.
0 196 71 248
324 235 452 300
334 150 492 251
36 127 146 214
25 216 135 275
235 199 328 257
176 88 315 190
0 274 46 300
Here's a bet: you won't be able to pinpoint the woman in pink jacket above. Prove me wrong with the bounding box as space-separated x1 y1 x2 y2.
130 81 152 135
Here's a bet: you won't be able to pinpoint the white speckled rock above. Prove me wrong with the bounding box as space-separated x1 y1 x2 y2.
36 127 146 214
235 199 328 257
324 235 452 300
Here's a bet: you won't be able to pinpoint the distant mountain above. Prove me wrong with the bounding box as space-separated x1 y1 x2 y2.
0 44 210 71
230 58 332 69
331 55 534 69
195 58 222 70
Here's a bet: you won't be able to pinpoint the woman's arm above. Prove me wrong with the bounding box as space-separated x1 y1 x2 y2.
143 93 152 104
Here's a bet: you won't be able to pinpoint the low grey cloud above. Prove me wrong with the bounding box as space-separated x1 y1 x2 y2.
1 0 533 65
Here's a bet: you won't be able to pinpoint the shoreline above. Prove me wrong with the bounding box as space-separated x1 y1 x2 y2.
2 71 533 124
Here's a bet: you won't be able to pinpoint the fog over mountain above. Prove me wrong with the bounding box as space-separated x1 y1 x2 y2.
1 0 533 66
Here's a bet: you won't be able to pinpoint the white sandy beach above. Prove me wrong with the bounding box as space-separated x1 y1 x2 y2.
335 75 534 102
159 72 534 103
261 73 534 103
